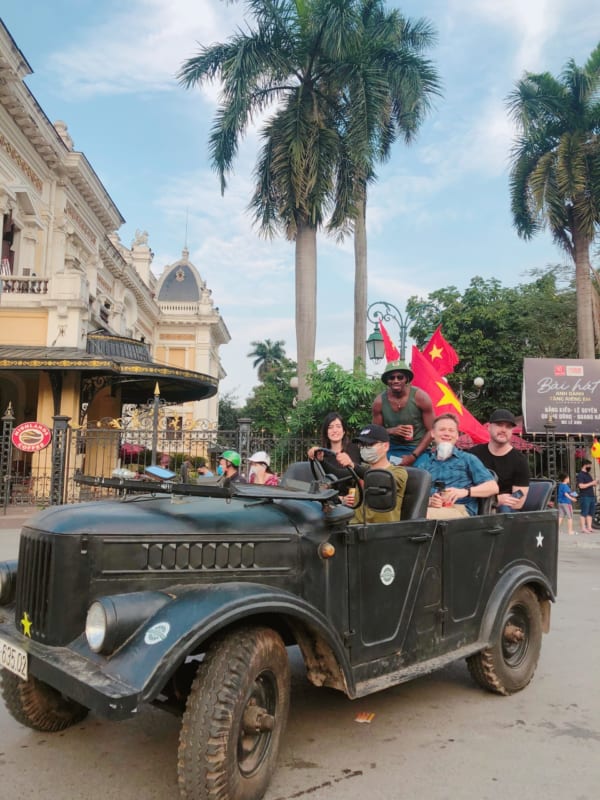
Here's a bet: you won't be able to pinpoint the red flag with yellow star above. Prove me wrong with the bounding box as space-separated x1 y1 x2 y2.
411 346 489 443
423 325 459 376
378 321 400 361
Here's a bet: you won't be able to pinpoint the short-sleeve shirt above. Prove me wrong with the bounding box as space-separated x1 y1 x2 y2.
577 470 595 497
469 445 530 495
557 483 574 506
414 448 495 516
351 465 407 524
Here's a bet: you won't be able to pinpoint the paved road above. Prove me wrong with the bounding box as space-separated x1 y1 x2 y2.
1 517 599 800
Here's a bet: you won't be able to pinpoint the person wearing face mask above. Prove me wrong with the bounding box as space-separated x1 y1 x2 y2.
415 413 498 519
217 450 247 487
248 451 279 486
346 424 407 524
576 459 597 533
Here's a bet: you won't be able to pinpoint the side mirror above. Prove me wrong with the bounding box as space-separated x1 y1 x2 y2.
364 469 397 512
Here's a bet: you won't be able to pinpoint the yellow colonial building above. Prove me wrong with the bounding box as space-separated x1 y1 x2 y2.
0 21 229 442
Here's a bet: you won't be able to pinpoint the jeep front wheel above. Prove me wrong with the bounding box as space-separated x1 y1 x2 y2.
467 586 542 695
177 626 291 800
0 670 88 731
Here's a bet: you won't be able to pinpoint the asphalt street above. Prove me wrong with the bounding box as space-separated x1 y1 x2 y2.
0 508 599 800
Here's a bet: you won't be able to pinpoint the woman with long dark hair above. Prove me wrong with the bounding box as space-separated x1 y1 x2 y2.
307 412 361 493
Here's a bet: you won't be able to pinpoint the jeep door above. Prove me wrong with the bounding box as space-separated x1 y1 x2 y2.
346 518 438 664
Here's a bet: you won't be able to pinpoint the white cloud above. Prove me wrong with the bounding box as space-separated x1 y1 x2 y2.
47 0 247 98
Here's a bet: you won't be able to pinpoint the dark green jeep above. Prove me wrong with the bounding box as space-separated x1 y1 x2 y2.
0 465 557 800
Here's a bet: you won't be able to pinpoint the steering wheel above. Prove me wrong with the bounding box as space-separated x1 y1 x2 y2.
309 448 363 508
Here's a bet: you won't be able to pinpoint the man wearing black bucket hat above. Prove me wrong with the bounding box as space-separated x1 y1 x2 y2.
371 358 434 466
470 409 530 512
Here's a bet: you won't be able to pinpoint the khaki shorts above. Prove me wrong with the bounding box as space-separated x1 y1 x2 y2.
427 505 470 520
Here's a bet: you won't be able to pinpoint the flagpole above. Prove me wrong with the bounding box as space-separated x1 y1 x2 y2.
366 301 412 361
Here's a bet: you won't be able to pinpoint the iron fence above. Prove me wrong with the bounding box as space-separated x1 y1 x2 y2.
0 407 595 511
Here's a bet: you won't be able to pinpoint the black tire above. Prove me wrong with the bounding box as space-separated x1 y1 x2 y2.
177 626 290 800
466 586 542 696
0 670 88 731
592 507 600 529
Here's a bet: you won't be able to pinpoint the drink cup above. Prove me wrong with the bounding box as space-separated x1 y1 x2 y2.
404 425 414 441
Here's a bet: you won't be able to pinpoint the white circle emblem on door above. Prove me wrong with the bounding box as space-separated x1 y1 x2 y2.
379 564 395 586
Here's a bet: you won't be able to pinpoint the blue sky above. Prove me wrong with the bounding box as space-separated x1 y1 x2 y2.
2 1 598 404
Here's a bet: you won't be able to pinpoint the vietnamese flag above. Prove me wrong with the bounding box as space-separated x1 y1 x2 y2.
411 346 489 444
378 321 400 361
423 325 459 376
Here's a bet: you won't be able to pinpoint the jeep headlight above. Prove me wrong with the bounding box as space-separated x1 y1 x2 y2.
86 601 109 653
85 592 171 655
0 561 18 606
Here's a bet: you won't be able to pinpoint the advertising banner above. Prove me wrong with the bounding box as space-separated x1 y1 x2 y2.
523 358 600 434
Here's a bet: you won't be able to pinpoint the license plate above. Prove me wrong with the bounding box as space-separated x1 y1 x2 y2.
0 635 28 680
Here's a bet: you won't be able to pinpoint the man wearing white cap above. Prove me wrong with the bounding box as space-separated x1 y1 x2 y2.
248 451 279 486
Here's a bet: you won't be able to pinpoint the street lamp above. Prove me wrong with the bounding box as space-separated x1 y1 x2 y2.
366 301 411 362
458 376 484 403
151 382 160 465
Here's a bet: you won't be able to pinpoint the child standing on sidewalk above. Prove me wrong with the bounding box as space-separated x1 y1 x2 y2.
557 472 578 535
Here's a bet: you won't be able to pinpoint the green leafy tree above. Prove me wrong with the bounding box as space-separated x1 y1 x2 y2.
248 339 287 381
287 359 381 437
242 357 298 435
179 0 369 400
406 271 577 417
218 391 241 430
506 44 600 359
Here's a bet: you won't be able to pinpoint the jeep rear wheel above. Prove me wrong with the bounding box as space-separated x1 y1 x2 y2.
467 586 542 696
0 670 88 731
177 626 290 800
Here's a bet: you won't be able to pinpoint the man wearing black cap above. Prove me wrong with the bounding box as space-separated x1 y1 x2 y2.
470 409 530 512
348 424 407 524
371 358 434 466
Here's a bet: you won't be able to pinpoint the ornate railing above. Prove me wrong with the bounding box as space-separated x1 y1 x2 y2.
0 276 49 294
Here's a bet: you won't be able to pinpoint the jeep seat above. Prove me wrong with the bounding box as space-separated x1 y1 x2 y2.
400 467 432 520
280 461 315 486
520 479 555 511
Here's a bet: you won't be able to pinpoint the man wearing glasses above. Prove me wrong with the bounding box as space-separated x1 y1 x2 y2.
371 358 434 466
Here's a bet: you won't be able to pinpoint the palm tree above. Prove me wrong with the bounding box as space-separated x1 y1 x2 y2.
329 3 441 365
248 339 287 380
507 44 600 359
178 0 366 399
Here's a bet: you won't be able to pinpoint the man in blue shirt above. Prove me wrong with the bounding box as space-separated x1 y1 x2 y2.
415 413 499 519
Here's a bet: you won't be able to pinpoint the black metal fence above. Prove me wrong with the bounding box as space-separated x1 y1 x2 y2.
0 403 595 511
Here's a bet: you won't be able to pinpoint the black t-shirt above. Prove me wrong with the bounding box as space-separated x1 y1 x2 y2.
577 469 595 497
470 445 530 495
320 443 362 493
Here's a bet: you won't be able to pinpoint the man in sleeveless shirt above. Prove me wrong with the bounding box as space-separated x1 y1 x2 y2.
372 359 434 466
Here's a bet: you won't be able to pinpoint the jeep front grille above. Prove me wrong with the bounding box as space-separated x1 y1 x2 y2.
15 533 54 641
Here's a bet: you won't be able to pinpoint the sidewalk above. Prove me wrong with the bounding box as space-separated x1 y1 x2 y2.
0 506 42 531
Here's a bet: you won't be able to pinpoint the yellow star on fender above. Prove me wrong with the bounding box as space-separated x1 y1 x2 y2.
428 344 444 361
21 612 33 637
435 380 463 414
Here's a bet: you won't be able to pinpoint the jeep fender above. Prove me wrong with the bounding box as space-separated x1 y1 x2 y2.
100 582 354 702
478 564 555 645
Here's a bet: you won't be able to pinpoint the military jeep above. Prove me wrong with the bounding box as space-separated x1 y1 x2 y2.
0 464 558 800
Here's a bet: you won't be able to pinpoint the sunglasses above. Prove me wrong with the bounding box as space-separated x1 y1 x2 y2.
387 374 406 382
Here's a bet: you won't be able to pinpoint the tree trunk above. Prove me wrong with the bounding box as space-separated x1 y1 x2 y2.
353 187 368 370
295 221 317 401
573 226 596 359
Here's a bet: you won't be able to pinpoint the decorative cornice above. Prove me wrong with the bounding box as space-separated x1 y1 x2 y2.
65 201 97 246
0 132 43 192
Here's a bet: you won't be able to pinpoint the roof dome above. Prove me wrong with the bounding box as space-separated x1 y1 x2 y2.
157 250 203 302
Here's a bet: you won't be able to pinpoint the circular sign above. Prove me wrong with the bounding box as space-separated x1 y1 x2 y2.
12 422 52 452
379 564 396 586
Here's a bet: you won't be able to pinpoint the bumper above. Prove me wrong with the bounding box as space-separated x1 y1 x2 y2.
0 620 140 720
